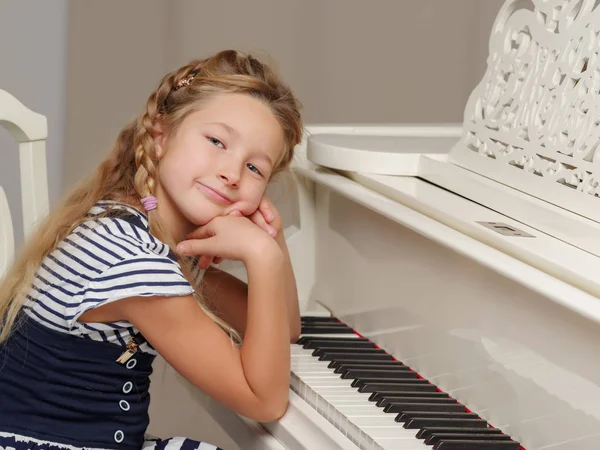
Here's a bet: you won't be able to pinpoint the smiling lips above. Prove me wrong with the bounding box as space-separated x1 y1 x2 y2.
198 183 233 204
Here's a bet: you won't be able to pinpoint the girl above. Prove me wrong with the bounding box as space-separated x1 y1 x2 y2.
0 50 303 450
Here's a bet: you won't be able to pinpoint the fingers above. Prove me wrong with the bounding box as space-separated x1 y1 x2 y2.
258 196 275 223
251 210 277 237
185 222 216 240
179 212 241 265
194 212 238 268
176 237 216 257
199 255 222 270
198 255 213 270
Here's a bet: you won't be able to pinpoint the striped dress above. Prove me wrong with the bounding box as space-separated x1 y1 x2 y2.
0 201 223 450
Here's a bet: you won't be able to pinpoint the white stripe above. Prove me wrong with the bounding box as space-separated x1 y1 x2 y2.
76 229 135 261
100 219 153 248
197 442 219 450
164 437 187 450
0 430 112 450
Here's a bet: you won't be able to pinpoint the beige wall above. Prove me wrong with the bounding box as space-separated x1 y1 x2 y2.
65 0 503 189
65 1 503 447
0 0 69 248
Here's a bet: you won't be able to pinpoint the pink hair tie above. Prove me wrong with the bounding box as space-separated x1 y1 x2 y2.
141 196 158 212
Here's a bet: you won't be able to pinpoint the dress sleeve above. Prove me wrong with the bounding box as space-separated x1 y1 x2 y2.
69 252 195 329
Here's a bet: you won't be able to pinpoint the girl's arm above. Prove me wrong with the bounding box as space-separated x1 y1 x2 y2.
194 196 301 342
273 231 301 341
201 231 301 342
116 217 291 422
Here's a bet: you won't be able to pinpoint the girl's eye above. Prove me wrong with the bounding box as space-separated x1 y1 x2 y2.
208 136 225 148
246 163 262 176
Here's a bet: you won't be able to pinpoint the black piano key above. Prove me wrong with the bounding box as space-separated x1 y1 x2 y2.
404 418 488 429
335 362 410 374
397 412 478 422
296 336 368 345
330 359 406 370
300 316 341 323
434 440 520 450
349 373 420 385
384 397 458 406
416 427 504 439
424 433 512 446
384 402 464 414
369 390 446 402
319 352 395 361
352 377 426 388
375 392 451 407
300 326 355 334
312 347 387 357
359 382 438 393
302 340 376 349
341 368 417 379
301 322 352 328
301 320 347 326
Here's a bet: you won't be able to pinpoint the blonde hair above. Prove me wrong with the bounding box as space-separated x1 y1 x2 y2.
0 50 303 343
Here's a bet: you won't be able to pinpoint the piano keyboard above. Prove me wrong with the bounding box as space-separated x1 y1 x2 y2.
291 316 522 450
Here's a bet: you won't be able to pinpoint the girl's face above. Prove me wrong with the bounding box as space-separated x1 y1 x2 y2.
154 92 286 240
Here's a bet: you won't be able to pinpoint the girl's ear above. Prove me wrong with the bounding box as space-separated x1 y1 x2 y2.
153 120 166 158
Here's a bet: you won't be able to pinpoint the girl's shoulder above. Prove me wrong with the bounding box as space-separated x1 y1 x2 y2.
78 200 176 260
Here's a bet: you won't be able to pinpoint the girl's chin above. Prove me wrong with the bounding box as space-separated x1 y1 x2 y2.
182 214 214 230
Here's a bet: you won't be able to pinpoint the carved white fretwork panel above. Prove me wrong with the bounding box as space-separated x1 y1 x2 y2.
0 89 49 278
450 0 600 222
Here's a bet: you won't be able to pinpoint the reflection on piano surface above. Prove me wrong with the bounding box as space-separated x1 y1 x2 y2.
192 0 600 449
293 315 521 449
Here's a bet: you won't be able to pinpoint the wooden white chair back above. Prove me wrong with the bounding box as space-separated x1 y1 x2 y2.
0 89 49 279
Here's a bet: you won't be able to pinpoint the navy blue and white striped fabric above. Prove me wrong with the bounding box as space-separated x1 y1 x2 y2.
22 201 202 354
0 201 222 450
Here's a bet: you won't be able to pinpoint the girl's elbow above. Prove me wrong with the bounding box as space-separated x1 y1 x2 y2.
250 394 289 423
290 321 301 343
260 398 289 423
290 329 300 344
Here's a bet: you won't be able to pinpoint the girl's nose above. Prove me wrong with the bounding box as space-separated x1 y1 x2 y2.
218 170 240 188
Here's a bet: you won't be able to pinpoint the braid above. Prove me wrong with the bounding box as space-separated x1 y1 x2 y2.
132 62 205 198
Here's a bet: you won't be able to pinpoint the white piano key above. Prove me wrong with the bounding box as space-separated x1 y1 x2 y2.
290 338 430 449
312 386 358 395
291 363 332 372
320 392 373 401
375 436 429 450
308 379 355 388
365 426 419 439
316 389 423 442
348 416 398 427
338 405 387 415
325 399 373 406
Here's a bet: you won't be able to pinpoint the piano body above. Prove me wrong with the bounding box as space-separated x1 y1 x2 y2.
201 0 600 449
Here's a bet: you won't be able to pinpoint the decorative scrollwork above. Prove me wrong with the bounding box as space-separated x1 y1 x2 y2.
454 0 600 201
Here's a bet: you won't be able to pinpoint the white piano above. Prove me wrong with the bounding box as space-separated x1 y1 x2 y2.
202 1 600 449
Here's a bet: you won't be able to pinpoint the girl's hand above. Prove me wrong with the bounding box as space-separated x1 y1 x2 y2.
194 210 242 269
248 195 282 238
176 215 277 265
195 196 283 269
